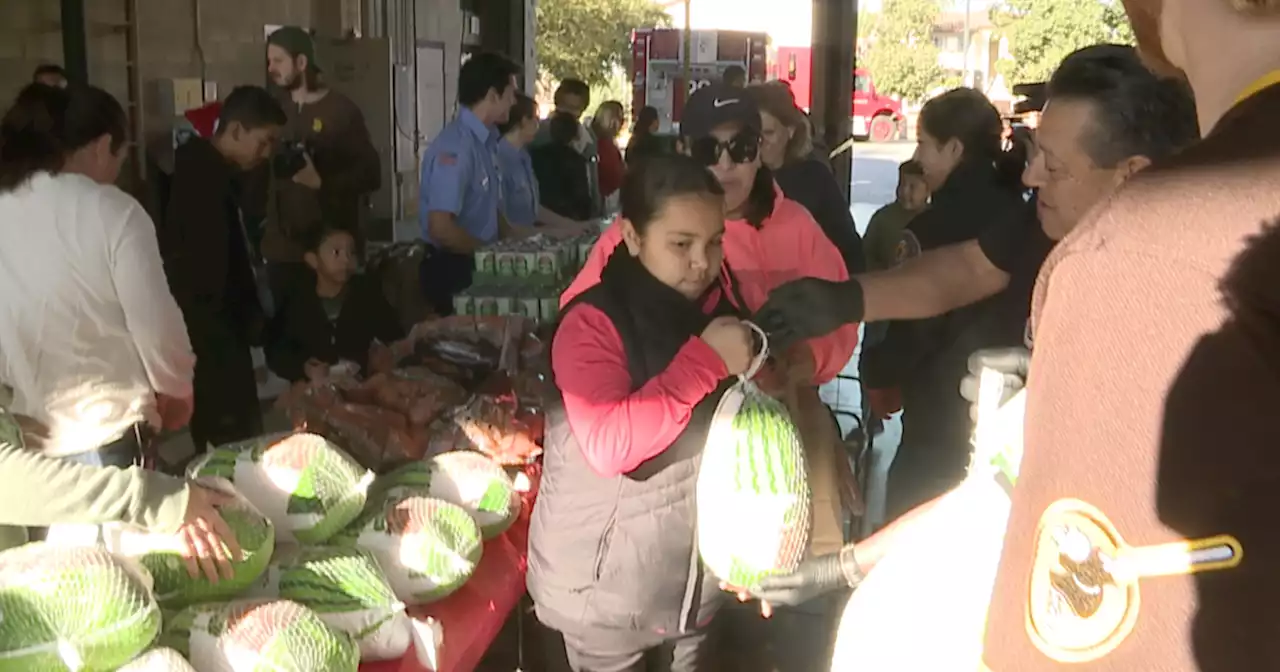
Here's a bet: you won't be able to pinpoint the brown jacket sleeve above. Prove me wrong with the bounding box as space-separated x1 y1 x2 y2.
323 98 381 197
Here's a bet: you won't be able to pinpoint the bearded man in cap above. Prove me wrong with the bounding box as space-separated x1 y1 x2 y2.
260 26 381 305
979 1 1280 670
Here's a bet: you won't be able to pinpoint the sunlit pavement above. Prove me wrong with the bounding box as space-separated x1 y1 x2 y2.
846 139 915 534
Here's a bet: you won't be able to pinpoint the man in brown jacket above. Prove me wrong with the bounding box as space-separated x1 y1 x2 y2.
262 27 381 305
982 1 1280 670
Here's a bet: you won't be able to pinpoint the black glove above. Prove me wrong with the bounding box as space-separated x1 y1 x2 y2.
749 544 865 607
959 347 1030 421
753 277 864 351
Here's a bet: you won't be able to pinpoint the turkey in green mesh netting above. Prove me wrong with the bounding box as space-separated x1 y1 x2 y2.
696 380 812 590
117 647 197 671
188 433 375 544
103 478 274 609
244 545 411 661
374 450 521 539
0 543 161 672
160 599 359 672
329 492 482 605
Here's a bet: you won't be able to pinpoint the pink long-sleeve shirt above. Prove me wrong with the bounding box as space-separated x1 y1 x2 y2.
562 186 859 385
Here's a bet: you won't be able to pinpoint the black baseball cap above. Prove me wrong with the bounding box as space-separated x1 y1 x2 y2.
268 26 321 72
680 83 761 138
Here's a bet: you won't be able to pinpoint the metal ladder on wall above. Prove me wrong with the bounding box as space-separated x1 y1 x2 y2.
87 0 145 186
121 0 145 185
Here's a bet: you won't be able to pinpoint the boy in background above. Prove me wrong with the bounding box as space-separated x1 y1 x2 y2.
161 86 285 451
863 160 929 271
265 226 404 383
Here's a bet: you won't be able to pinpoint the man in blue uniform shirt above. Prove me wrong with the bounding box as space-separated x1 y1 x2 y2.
419 52 522 315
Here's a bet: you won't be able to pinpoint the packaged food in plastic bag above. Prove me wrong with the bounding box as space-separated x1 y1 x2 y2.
279 382 430 471
427 393 542 465
352 367 468 427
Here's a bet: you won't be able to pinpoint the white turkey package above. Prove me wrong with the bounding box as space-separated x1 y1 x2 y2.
188 432 375 543
244 545 411 660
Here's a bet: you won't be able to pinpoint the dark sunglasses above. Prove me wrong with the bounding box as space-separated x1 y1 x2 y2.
690 131 760 166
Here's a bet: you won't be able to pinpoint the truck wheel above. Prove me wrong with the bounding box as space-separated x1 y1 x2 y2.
869 115 897 143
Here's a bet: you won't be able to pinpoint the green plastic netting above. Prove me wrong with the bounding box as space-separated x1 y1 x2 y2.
329 493 482 605
160 599 359 672
188 433 375 544
245 545 410 661
0 543 161 672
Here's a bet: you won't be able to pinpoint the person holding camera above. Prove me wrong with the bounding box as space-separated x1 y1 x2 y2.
260 26 381 308
160 87 287 452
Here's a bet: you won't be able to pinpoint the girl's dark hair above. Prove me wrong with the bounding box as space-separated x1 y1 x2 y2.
633 106 659 138
0 83 127 192
741 163 778 228
498 93 538 135
919 88 1022 190
621 154 724 234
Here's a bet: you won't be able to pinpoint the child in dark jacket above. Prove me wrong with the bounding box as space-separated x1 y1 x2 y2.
266 225 404 382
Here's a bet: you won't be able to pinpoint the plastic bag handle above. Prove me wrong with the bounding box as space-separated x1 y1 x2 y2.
741 321 769 381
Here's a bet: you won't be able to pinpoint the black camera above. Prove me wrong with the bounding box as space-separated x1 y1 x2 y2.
273 140 309 179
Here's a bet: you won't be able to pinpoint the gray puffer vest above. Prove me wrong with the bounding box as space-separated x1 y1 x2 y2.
527 251 743 640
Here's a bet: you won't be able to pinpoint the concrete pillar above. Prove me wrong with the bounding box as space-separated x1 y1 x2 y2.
809 0 857 201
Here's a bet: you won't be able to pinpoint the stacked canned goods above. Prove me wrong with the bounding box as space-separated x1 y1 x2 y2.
454 231 601 324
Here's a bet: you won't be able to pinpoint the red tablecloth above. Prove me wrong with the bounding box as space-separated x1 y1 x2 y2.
360 464 540 672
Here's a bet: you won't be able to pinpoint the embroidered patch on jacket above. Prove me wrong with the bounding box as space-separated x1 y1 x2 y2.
312 118 324 133
895 230 922 264
1025 498 1242 663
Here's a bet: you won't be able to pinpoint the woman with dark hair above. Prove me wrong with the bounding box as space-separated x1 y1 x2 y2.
529 154 755 670
0 84 239 575
861 87 1027 522
496 93 544 229
625 105 664 165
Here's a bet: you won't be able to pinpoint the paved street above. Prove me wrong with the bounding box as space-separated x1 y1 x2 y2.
843 139 916 531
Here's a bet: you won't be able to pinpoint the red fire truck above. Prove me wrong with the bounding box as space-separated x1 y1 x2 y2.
630 28 770 133
774 46 904 142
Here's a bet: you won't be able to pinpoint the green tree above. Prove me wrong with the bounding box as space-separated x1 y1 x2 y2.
992 0 1134 85
864 0 945 103
536 0 671 87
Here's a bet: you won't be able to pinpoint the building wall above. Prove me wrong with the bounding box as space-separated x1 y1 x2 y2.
0 0 312 133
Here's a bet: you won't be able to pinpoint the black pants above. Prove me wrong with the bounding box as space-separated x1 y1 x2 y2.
560 629 711 672
418 246 474 317
189 318 262 452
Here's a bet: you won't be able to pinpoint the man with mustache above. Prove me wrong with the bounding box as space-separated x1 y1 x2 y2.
980 1 1280 669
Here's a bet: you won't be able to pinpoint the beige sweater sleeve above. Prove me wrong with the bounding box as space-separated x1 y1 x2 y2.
0 441 189 533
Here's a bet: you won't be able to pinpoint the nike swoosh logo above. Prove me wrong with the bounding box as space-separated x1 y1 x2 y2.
713 98 739 108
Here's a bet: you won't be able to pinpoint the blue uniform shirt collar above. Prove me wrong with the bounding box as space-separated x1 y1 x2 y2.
460 107 497 147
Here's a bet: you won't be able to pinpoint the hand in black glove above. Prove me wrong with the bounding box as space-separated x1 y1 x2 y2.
747 544 865 609
959 347 1030 421
753 277 864 351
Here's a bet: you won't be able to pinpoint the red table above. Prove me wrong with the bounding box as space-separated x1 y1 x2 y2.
361 464 540 672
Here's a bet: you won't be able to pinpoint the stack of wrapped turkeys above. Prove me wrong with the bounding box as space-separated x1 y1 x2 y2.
0 315 545 671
